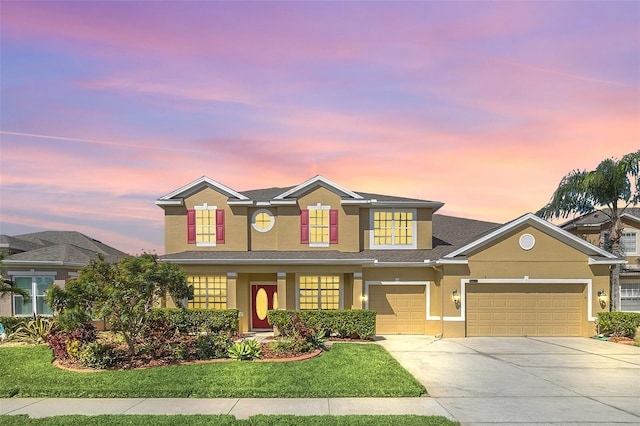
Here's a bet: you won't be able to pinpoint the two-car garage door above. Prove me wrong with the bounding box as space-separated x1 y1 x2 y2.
466 283 585 337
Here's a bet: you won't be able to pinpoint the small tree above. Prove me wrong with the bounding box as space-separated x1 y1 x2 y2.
47 253 191 357
537 151 640 311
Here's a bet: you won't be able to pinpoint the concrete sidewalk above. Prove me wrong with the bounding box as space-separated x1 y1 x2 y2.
1 397 453 420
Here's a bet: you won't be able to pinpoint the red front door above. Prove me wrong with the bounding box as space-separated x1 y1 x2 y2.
252 284 278 329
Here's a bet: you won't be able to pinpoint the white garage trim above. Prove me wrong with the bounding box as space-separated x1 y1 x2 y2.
457 278 595 322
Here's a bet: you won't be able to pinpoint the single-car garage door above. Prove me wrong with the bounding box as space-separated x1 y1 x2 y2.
466 283 584 337
369 285 425 334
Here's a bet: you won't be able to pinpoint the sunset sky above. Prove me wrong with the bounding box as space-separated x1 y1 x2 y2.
1 1 638 254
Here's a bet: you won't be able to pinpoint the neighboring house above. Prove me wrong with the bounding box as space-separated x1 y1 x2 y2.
562 208 640 312
157 175 621 338
0 231 126 317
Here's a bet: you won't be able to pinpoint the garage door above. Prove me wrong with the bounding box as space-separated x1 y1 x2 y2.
369 285 425 334
466 283 584 337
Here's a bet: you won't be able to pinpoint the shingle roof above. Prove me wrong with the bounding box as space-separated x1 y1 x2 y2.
561 208 640 229
1 231 126 265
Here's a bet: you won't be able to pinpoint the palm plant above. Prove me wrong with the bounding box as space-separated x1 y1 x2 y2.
537 151 640 311
0 254 30 302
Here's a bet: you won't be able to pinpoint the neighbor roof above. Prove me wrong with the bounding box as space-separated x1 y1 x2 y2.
1 231 126 266
561 208 640 230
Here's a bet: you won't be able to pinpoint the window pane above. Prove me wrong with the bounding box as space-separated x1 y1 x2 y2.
13 277 33 315
188 275 227 309
196 208 217 244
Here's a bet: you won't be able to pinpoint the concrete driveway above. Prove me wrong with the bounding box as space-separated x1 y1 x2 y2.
377 336 640 425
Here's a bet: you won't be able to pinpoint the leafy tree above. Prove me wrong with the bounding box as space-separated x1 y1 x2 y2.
0 253 30 302
537 151 640 311
47 253 191 357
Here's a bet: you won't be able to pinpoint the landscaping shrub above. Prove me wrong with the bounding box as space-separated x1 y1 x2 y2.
0 316 32 334
196 332 233 360
78 341 124 369
47 322 98 360
11 315 54 344
267 310 376 339
148 308 239 335
228 339 262 361
597 312 640 338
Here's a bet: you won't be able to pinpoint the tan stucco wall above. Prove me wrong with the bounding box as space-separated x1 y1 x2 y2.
164 187 249 254
434 225 611 338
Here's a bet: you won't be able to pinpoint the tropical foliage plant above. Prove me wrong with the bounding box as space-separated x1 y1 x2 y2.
537 151 640 311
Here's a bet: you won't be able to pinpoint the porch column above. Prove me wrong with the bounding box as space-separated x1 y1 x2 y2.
227 272 237 309
277 272 287 310
353 272 363 309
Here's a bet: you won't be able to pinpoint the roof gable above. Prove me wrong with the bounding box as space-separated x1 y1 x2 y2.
274 175 364 200
156 176 249 206
444 213 621 263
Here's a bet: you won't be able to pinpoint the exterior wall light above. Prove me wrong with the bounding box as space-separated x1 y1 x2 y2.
359 294 368 302
452 289 461 305
597 290 607 304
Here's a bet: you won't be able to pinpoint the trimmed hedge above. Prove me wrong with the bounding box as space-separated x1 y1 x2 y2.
596 312 640 338
147 308 239 335
267 310 376 339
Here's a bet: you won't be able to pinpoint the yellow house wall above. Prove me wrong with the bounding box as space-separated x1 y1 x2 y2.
275 187 360 252
163 187 248 254
437 226 611 338
362 208 434 250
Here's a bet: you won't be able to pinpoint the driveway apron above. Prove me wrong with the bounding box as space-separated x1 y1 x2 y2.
377 335 640 425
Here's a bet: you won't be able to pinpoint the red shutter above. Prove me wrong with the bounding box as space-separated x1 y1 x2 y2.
216 209 225 244
187 209 196 244
300 209 309 244
329 209 339 244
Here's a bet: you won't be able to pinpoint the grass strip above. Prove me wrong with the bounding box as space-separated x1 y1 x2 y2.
0 343 426 398
0 414 458 425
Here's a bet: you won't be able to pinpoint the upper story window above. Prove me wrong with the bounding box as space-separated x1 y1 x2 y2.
252 209 275 233
621 231 638 254
370 209 417 249
300 204 338 247
187 204 225 246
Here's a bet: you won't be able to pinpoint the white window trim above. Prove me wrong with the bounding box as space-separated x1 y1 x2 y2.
308 203 330 248
369 208 418 249
621 230 638 255
194 204 217 247
251 209 275 233
296 274 343 310
10 272 56 316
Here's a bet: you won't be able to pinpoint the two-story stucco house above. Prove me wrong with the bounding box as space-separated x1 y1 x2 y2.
157 175 621 337
562 208 640 312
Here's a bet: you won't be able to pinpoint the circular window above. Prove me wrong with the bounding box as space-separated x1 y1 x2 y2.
252 209 275 232
519 233 535 250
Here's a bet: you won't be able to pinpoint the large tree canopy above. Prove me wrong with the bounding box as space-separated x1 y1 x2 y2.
537 150 640 311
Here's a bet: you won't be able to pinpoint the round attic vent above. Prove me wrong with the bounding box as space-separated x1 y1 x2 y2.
519 233 535 250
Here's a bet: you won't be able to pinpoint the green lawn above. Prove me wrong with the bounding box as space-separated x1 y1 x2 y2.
1 415 458 425
0 343 426 398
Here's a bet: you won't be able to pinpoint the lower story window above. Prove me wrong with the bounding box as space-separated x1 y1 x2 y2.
621 282 640 312
188 275 227 309
299 275 340 310
13 276 54 316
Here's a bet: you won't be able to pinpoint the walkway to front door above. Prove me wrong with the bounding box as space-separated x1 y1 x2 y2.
251 284 277 330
